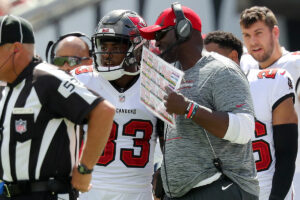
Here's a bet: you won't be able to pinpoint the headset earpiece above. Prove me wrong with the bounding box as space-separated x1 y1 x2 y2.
171 2 192 41
45 32 92 63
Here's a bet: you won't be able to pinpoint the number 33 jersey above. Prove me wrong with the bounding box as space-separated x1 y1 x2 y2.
73 66 158 193
247 68 295 199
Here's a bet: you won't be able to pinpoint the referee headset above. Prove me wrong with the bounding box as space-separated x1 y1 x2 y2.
45 32 93 63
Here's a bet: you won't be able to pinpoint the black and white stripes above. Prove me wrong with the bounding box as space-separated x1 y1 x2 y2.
0 59 103 182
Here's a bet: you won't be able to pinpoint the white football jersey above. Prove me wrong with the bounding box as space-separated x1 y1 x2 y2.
241 48 300 95
247 68 295 200
240 51 259 75
241 49 300 198
241 48 300 112
73 66 158 193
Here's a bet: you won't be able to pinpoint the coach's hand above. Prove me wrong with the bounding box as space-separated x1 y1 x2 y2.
71 166 92 193
163 86 189 115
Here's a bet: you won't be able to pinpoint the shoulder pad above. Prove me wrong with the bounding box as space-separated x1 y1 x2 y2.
291 51 300 56
74 65 93 75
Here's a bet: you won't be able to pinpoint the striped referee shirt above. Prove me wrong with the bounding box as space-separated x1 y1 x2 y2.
0 57 103 182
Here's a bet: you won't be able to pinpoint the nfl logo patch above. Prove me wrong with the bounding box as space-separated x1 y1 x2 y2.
15 119 27 134
119 94 125 102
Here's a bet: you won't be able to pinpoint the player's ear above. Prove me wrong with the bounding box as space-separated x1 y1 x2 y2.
228 50 239 65
272 25 280 40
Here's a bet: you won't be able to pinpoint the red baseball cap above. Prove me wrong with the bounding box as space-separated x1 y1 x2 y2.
140 6 202 40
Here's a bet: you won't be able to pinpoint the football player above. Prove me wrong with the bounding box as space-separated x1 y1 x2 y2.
204 30 298 200
239 7 300 198
73 10 163 200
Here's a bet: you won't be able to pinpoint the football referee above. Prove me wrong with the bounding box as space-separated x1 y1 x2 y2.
0 15 115 200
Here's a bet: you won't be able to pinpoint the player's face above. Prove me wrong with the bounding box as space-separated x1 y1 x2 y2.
155 27 178 63
99 41 128 67
241 21 275 63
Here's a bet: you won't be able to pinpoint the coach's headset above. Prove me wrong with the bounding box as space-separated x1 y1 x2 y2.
172 2 192 42
45 32 93 63
159 3 192 58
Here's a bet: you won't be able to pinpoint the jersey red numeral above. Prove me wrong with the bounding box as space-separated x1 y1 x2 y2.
292 51 300 55
97 122 118 166
252 120 272 172
121 120 153 168
257 69 278 79
97 120 153 168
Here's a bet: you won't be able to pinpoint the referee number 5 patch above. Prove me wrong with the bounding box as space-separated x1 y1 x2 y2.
58 77 82 98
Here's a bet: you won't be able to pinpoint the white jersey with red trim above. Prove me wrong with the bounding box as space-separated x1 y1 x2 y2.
241 48 300 112
241 48 300 93
247 68 295 200
241 48 300 197
240 52 259 75
72 66 158 194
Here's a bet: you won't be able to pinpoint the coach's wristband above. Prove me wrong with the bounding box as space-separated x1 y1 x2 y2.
190 104 199 119
185 102 194 119
185 101 193 114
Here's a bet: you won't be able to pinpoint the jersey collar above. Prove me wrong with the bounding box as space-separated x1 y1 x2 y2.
7 57 42 88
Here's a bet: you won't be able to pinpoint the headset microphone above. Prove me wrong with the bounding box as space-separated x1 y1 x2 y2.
159 2 191 59
159 39 184 58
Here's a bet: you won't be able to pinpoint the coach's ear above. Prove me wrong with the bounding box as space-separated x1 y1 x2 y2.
228 50 239 65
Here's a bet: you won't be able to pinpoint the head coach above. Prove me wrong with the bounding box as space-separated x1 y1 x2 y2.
139 3 259 200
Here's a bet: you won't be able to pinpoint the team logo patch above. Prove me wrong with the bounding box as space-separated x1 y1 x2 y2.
15 119 27 134
119 94 125 102
99 28 114 33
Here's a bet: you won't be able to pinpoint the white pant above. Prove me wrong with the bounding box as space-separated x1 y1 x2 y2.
79 188 154 200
